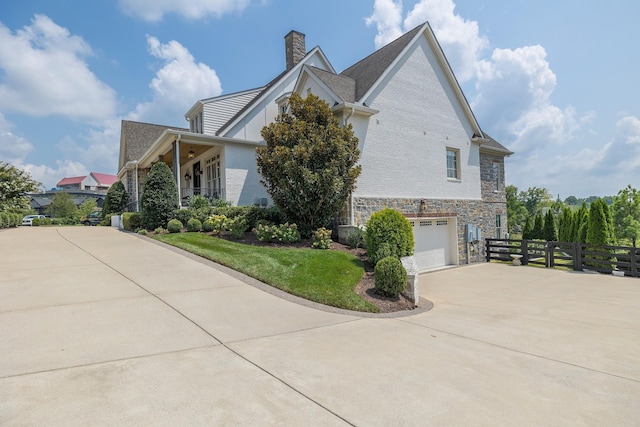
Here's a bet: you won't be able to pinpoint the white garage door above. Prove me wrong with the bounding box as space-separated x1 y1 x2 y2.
412 218 453 271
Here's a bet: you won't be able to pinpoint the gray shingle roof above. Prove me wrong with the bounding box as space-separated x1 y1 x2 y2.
340 24 423 102
119 120 188 170
307 66 356 103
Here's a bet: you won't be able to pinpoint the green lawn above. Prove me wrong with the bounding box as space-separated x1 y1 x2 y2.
153 232 378 312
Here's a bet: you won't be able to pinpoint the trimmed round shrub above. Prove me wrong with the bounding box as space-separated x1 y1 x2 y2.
137 229 148 235
202 219 214 232
167 219 183 233
186 218 202 232
154 227 166 234
174 209 193 225
365 208 414 265
374 256 407 298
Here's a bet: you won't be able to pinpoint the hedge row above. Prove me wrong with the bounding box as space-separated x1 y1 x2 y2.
0 212 21 228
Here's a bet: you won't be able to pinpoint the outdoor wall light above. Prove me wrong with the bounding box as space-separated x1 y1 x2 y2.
188 148 195 159
184 172 191 181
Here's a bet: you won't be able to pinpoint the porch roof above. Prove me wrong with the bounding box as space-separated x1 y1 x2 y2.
135 130 264 169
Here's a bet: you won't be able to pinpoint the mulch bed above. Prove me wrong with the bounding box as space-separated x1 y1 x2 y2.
216 232 417 313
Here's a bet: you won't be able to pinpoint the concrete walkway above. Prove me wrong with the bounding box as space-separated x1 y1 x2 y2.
1 226 639 426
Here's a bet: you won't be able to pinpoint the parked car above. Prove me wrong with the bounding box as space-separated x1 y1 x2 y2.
81 211 103 226
22 215 46 226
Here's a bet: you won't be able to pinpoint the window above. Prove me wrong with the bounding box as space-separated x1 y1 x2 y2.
496 214 502 238
493 161 501 191
446 148 459 179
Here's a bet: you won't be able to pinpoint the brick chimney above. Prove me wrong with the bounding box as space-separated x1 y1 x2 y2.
285 30 306 70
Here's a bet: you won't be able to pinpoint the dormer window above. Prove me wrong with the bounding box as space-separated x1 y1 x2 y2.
276 92 292 115
190 112 203 133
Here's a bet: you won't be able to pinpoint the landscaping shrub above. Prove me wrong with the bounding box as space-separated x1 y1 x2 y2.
167 219 183 233
137 229 148 235
374 256 407 298
122 212 142 231
253 222 300 243
140 162 179 230
226 217 248 239
99 214 115 227
312 227 332 249
186 218 202 232
32 218 42 226
174 209 193 225
365 208 414 265
347 226 365 249
208 214 227 235
202 219 214 232
187 195 210 210
154 227 166 234
244 205 284 229
0 212 8 227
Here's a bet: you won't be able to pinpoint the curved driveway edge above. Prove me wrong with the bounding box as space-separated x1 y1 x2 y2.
1 226 639 426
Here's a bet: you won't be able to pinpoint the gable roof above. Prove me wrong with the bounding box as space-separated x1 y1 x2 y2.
215 46 334 136
57 176 85 186
341 24 423 102
306 66 356 103
118 120 188 171
90 172 118 186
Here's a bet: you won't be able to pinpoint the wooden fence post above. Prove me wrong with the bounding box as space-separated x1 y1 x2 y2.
631 247 637 277
574 244 582 272
485 239 490 262
521 240 528 265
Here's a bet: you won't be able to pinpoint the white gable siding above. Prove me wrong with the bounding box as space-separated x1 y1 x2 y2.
201 89 262 135
355 35 481 200
222 51 332 141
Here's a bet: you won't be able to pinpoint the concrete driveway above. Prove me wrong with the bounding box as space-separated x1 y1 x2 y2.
1 226 639 426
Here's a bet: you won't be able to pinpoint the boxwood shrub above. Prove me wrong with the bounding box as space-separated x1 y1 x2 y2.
374 256 407 298
365 208 414 265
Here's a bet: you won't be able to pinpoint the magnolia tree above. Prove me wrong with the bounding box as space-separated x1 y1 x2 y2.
256 93 361 237
0 161 40 211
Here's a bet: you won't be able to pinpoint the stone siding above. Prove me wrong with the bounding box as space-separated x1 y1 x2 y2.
351 153 507 265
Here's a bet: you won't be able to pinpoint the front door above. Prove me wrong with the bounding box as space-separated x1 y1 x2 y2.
193 161 201 195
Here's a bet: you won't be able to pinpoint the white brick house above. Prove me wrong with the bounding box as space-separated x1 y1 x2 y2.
117 23 512 271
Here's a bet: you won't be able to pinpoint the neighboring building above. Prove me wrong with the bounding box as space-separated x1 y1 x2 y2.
29 190 106 215
117 23 513 271
56 172 118 192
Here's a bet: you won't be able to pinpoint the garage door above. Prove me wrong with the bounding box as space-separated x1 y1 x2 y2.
411 218 454 271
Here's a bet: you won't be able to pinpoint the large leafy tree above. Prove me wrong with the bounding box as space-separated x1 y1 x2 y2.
612 185 640 246
47 192 77 219
256 93 361 237
140 162 179 230
76 199 98 221
506 185 527 234
520 187 553 217
0 161 40 211
103 181 129 216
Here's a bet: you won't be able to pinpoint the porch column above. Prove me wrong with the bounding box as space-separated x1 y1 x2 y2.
173 140 181 206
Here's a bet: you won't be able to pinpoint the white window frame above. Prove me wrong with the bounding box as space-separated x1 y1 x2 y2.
446 148 460 180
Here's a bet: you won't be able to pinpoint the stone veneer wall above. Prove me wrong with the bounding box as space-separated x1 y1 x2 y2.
351 153 508 265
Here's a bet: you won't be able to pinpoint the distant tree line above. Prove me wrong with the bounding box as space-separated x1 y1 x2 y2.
507 184 640 247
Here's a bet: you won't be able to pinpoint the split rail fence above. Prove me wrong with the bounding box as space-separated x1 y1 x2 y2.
485 239 640 278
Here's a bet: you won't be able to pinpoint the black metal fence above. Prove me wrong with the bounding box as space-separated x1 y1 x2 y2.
486 239 640 277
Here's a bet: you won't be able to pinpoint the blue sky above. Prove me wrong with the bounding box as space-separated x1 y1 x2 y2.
0 0 638 198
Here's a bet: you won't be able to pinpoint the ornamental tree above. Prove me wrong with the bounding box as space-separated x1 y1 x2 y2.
140 162 178 230
103 181 129 216
256 93 361 237
0 161 40 211
612 185 640 246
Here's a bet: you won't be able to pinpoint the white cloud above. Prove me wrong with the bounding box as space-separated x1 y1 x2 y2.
0 15 116 121
127 36 222 126
404 0 488 82
0 113 34 163
365 0 404 48
119 0 251 22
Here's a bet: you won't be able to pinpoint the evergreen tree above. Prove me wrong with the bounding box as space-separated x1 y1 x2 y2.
256 93 361 237
103 181 129 216
558 207 574 242
532 213 544 240
601 200 616 245
543 209 558 241
586 199 613 246
574 203 589 243
522 216 533 240
140 162 179 230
